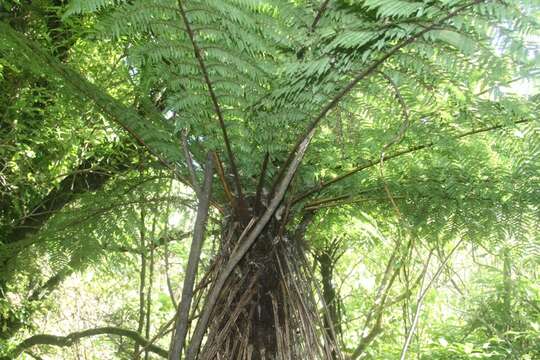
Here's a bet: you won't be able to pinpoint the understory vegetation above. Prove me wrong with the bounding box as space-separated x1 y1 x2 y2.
0 0 539 359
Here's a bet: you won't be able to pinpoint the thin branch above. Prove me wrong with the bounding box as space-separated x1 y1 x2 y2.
212 152 235 207
254 152 270 213
378 71 412 220
139 315 177 358
169 153 214 360
27 261 74 303
164 241 178 309
162 180 180 311
399 239 464 360
311 0 331 32
306 194 352 208
351 267 401 359
134 165 148 360
176 1 243 202
181 129 201 196
23 351 44 360
378 71 411 152
476 73 539 97
12 195 193 225
386 259 432 309
101 231 192 255
306 195 409 210
5 327 168 359
293 118 531 204
435 246 467 295
349 235 418 360
270 0 484 198
144 217 157 360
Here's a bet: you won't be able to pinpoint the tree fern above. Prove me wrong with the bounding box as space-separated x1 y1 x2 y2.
1 0 539 358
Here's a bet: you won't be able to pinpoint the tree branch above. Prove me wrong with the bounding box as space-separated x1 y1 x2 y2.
254 152 270 213
310 0 331 32
293 118 531 204
270 0 484 199
212 152 235 207
23 351 44 360
181 130 202 197
169 153 214 360
4 157 129 245
176 1 244 202
348 234 419 360
378 71 411 152
399 239 464 360
377 71 412 220
5 327 168 359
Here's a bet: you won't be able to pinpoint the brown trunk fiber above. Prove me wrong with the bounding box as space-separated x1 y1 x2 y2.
196 202 336 360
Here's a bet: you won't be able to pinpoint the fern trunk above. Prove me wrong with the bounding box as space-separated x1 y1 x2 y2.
196 204 335 360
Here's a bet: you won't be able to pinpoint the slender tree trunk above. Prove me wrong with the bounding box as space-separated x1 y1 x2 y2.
144 245 155 360
318 253 341 360
169 154 213 360
134 175 147 360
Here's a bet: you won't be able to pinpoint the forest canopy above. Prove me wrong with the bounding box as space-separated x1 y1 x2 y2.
0 0 539 359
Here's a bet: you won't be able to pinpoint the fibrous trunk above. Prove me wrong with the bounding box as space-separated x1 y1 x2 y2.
195 206 337 360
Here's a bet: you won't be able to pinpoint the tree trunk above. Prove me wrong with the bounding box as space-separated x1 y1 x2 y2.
502 247 513 330
196 204 336 360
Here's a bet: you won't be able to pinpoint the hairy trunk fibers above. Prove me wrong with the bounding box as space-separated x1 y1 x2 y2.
195 208 338 360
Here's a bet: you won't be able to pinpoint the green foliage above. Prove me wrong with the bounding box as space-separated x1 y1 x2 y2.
423 269 540 359
0 0 539 358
